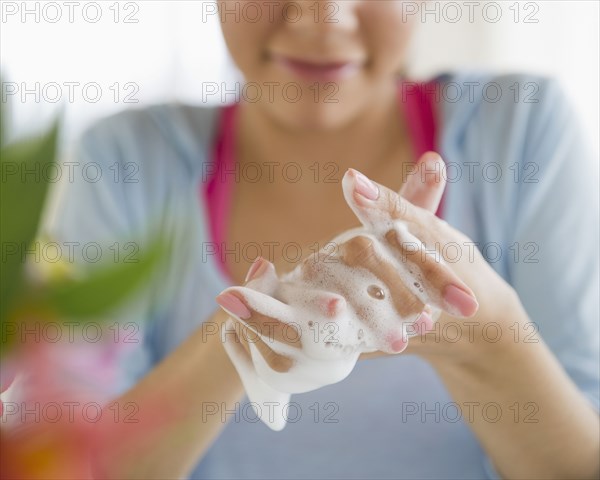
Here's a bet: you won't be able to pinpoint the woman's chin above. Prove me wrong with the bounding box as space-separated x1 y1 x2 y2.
259 99 365 133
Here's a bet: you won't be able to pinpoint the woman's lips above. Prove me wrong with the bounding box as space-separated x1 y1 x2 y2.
271 54 362 81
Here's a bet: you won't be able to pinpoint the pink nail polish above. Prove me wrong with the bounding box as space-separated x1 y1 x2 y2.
216 292 252 319
413 311 434 333
391 337 408 353
443 285 479 317
353 171 379 200
387 331 408 353
245 257 267 283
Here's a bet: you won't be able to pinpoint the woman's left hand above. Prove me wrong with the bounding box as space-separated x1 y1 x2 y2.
351 152 529 362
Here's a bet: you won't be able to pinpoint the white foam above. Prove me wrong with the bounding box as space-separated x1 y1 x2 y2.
219 171 444 430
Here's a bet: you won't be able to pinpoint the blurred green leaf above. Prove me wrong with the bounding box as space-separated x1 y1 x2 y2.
0 88 6 148
0 121 59 323
32 238 166 319
0 237 167 356
0 104 167 358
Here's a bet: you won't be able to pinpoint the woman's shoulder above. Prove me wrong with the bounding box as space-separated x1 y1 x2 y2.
76 103 223 178
433 71 570 109
431 71 591 252
433 71 576 142
81 103 221 143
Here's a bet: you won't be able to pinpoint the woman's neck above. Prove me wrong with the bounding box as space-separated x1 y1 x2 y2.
235 79 413 197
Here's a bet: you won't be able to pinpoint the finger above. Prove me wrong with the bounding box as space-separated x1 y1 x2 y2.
339 232 476 319
232 319 251 355
222 319 291 431
399 152 446 213
384 229 478 317
233 319 294 373
243 256 279 294
216 287 302 349
222 319 254 375
406 305 436 337
277 273 348 320
301 248 418 351
341 168 478 317
360 304 437 358
359 351 384 360
338 235 424 318
342 167 422 233
220 258 298 373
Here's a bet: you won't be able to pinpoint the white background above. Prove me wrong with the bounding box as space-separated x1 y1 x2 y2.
1 1 599 153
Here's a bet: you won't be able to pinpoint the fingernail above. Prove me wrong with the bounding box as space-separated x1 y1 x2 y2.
353 170 379 200
413 311 434 333
245 257 267 283
391 337 408 353
216 292 252 319
443 285 479 317
388 331 408 353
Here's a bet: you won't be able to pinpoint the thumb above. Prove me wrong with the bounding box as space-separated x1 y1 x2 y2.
400 151 447 213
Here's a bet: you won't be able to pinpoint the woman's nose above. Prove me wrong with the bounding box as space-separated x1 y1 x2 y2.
282 0 359 34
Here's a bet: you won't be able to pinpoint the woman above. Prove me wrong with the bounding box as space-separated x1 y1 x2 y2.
51 1 599 478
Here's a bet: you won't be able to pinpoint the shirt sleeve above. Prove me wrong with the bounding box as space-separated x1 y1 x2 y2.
508 77 600 410
44 113 157 399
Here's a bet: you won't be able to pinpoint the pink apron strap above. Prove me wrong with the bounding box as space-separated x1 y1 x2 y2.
400 80 444 218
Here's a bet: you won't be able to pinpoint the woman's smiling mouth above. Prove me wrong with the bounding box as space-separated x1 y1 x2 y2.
270 53 364 81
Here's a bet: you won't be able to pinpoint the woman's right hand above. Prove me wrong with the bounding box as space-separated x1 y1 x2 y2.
216 152 479 372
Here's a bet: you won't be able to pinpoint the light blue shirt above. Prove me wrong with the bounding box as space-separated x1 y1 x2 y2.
50 73 599 479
